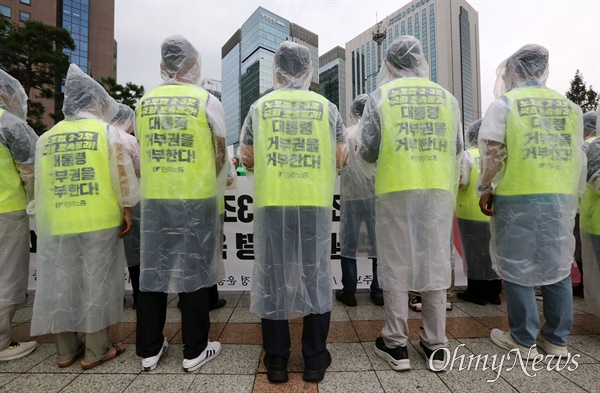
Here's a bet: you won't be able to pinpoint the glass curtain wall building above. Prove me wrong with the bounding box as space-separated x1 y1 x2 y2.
344 0 481 129
221 7 318 146
61 0 89 73
318 46 346 120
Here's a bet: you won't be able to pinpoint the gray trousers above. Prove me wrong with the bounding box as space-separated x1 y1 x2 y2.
0 305 18 349
55 329 109 363
382 289 448 350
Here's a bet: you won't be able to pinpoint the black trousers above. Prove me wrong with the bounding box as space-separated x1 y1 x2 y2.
128 265 140 305
261 312 330 370
136 287 210 359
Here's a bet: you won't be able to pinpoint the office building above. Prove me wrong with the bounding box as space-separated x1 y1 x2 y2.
345 0 481 128
221 6 318 146
319 46 346 121
201 78 222 101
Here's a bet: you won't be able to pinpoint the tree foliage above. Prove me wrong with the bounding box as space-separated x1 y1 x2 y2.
99 76 145 109
566 69 599 113
0 17 75 133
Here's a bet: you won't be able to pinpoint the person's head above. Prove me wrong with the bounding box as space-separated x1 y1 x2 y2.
466 119 483 148
584 111 598 139
110 104 135 134
349 94 368 125
0 69 28 120
160 35 201 84
273 42 313 90
62 64 118 121
377 35 429 87
494 44 549 98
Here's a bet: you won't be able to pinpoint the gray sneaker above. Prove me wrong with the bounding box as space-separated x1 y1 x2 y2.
0 341 38 363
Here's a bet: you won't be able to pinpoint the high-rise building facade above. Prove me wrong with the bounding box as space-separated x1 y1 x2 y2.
345 0 481 128
221 7 318 146
201 78 222 101
319 46 346 121
0 0 115 128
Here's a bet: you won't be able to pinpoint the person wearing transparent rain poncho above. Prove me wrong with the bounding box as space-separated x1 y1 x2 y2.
30 65 139 369
580 110 600 317
456 119 502 306
0 70 39 363
357 36 463 372
336 94 383 308
238 42 347 383
477 45 584 359
135 35 227 373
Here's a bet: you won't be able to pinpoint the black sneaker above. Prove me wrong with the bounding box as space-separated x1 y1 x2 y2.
487 294 501 305
420 342 446 372
209 298 227 311
457 291 487 306
335 290 357 307
370 293 384 306
303 350 331 382
374 337 410 371
264 355 288 383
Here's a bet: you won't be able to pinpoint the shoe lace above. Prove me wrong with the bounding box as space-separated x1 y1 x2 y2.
8 342 20 348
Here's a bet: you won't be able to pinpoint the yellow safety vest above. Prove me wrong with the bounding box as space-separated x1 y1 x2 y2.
0 108 28 213
40 119 121 235
254 89 335 207
495 87 581 196
376 78 457 195
585 136 597 144
137 85 216 200
456 147 489 222
581 186 600 235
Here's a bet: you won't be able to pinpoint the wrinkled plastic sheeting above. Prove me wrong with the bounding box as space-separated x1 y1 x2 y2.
161 35 201 85
465 119 482 148
377 36 429 88
111 104 135 134
0 211 29 308
582 232 600 317
63 64 119 123
493 45 549 99
273 42 313 90
0 69 28 121
456 218 498 280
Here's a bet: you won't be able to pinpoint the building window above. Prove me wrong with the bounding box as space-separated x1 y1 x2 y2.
20 0 31 5
0 5 11 18
19 11 30 21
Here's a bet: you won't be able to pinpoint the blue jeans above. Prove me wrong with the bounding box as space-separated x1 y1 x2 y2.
340 256 382 296
504 276 573 347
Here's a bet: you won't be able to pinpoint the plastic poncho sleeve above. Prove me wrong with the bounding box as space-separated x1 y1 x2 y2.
205 93 228 181
107 125 139 208
459 150 472 190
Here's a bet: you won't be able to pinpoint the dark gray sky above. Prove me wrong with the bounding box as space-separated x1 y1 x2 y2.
115 0 599 115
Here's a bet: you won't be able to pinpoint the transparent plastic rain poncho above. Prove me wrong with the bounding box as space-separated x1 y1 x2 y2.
30 64 139 335
239 42 345 319
581 137 600 317
357 36 463 292
456 119 499 281
340 94 376 258
136 35 227 293
582 111 598 153
0 69 38 310
477 45 585 287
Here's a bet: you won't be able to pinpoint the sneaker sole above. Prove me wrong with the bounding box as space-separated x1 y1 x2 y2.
374 346 411 371
491 333 538 360
426 359 447 372
0 345 38 363
142 345 168 372
183 346 221 372
535 339 568 357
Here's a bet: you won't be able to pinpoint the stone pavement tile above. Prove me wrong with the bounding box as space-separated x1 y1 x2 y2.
498 365 586 392
444 307 470 319
352 320 385 342
559 363 600 391
214 291 244 308
0 373 19 389
376 369 449 392
219 323 262 345
407 309 423 320
361 341 426 371
145 344 189 374
0 343 54 373
475 316 510 332
328 343 372 372
60 373 137 393
409 339 466 369
28 352 85 374
572 297 595 315
572 314 600 334
238 294 251 307
123 374 195 392
445 318 491 339
257 349 305 373
229 307 261 324
346 305 386 321
119 307 137 323
319 371 383 393
209 306 235 323
330 305 350 322
10 323 33 343
289 317 303 324
170 323 225 344
190 374 254 392
327 321 359 343
453 302 507 318
108 322 137 343
353 292 380 307
437 367 516 392
164 307 182 323
199 344 261 375
11 307 32 323
455 337 510 367
567 335 600 361
253 373 317 393
1 372 78 393
81 344 141 374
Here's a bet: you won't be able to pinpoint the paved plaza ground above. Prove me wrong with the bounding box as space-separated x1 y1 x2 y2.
1 290 599 392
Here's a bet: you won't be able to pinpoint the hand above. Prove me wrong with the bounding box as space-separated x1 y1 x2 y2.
479 193 494 217
119 207 132 238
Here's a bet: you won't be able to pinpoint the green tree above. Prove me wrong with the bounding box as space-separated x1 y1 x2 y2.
566 69 599 113
0 18 75 133
99 76 145 109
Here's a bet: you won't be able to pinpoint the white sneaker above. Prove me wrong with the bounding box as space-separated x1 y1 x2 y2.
141 337 168 371
0 341 38 363
536 334 569 357
182 341 221 372
490 329 538 360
